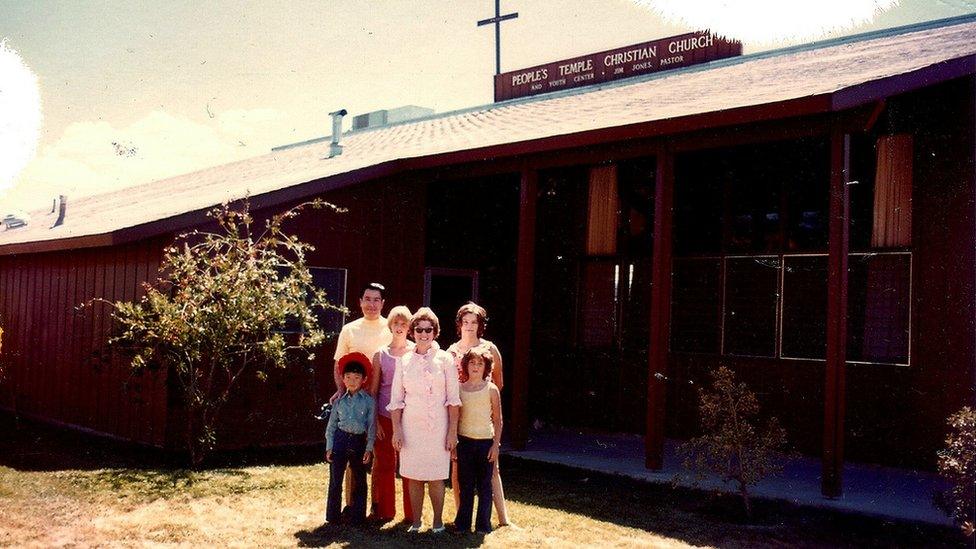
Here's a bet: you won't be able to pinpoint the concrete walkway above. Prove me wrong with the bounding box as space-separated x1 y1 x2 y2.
503 429 952 526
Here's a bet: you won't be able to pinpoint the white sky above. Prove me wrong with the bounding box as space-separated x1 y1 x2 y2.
1 0 974 213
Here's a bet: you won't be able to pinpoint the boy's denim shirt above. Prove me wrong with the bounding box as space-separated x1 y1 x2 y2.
325 390 376 452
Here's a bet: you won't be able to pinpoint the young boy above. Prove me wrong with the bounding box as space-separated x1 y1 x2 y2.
325 352 376 525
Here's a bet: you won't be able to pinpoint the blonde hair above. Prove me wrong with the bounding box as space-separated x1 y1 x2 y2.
410 307 440 337
387 305 413 330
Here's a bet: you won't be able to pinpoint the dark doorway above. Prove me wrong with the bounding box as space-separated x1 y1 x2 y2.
424 267 480 326
425 173 520 409
531 158 656 434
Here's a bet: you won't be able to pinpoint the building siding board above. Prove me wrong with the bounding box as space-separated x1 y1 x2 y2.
52 260 66 421
146 243 167 447
65 252 81 425
0 262 10 409
111 244 129 441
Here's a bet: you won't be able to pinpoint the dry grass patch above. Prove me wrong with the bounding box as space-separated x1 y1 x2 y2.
0 417 965 548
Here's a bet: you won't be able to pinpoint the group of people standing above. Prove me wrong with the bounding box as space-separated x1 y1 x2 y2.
325 282 509 534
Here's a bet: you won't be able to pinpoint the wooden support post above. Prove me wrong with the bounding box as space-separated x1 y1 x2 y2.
646 145 674 469
823 125 851 498
511 166 537 450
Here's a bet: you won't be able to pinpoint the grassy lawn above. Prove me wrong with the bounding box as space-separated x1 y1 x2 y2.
0 415 964 548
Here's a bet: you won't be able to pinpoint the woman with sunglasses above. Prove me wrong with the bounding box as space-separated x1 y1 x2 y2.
387 307 461 533
447 302 510 527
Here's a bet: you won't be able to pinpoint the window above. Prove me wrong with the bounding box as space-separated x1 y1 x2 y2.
723 257 780 357
674 151 723 255
277 266 347 334
670 138 911 365
728 177 782 253
578 158 655 349
578 261 617 348
848 253 911 364
670 258 722 353
781 255 827 359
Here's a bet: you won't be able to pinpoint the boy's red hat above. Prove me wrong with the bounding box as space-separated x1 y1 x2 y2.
338 352 372 381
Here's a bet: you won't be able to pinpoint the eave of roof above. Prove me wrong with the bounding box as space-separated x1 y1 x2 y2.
2 14 974 256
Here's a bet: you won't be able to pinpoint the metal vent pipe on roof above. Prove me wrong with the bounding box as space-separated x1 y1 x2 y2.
2 214 27 230
52 195 67 228
329 109 347 158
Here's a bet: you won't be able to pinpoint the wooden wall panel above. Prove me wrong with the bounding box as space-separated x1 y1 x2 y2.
144 245 166 447
82 250 98 427
25 262 40 416
65 251 77 425
14 260 27 413
0 263 11 409
104 247 121 439
0 238 168 447
71 253 86 424
52 260 66 420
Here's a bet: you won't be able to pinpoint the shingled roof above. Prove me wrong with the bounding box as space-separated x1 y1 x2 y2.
2 15 975 254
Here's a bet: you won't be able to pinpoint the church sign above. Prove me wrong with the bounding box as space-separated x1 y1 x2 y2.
494 30 742 102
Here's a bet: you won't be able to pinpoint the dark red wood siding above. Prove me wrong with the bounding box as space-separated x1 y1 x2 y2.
0 239 168 446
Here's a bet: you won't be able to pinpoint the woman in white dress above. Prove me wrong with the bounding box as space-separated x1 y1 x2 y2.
388 307 461 533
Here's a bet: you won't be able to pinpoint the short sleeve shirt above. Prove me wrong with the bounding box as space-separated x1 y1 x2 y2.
333 316 393 361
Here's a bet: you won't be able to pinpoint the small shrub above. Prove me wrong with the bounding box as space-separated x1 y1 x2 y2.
679 366 788 519
936 406 975 539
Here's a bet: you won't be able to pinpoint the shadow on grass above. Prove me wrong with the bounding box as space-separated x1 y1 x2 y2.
501 457 963 548
294 523 487 548
0 412 324 472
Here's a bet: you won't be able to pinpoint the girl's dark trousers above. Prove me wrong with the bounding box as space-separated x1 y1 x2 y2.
454 436 494 532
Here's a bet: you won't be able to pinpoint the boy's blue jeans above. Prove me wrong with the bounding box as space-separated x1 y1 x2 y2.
326 430 368 523
454 436 494 532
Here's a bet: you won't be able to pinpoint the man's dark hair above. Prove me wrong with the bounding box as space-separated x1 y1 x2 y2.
360 282 386 300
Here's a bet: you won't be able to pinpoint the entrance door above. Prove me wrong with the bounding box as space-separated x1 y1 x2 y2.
531 158 655 434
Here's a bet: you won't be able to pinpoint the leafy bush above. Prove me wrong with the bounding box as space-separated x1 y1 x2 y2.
108 199 344 466
679 366 788 519
936 406 975 539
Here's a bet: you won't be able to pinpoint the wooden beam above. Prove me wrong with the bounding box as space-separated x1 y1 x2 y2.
646 143 674 469
511 166 538 450
822 123 851 498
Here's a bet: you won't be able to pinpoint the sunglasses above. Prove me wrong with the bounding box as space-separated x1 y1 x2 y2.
413 327 434 334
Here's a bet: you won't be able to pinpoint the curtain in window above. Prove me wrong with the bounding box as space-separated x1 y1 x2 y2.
871 134 912 248
586 165 619 255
